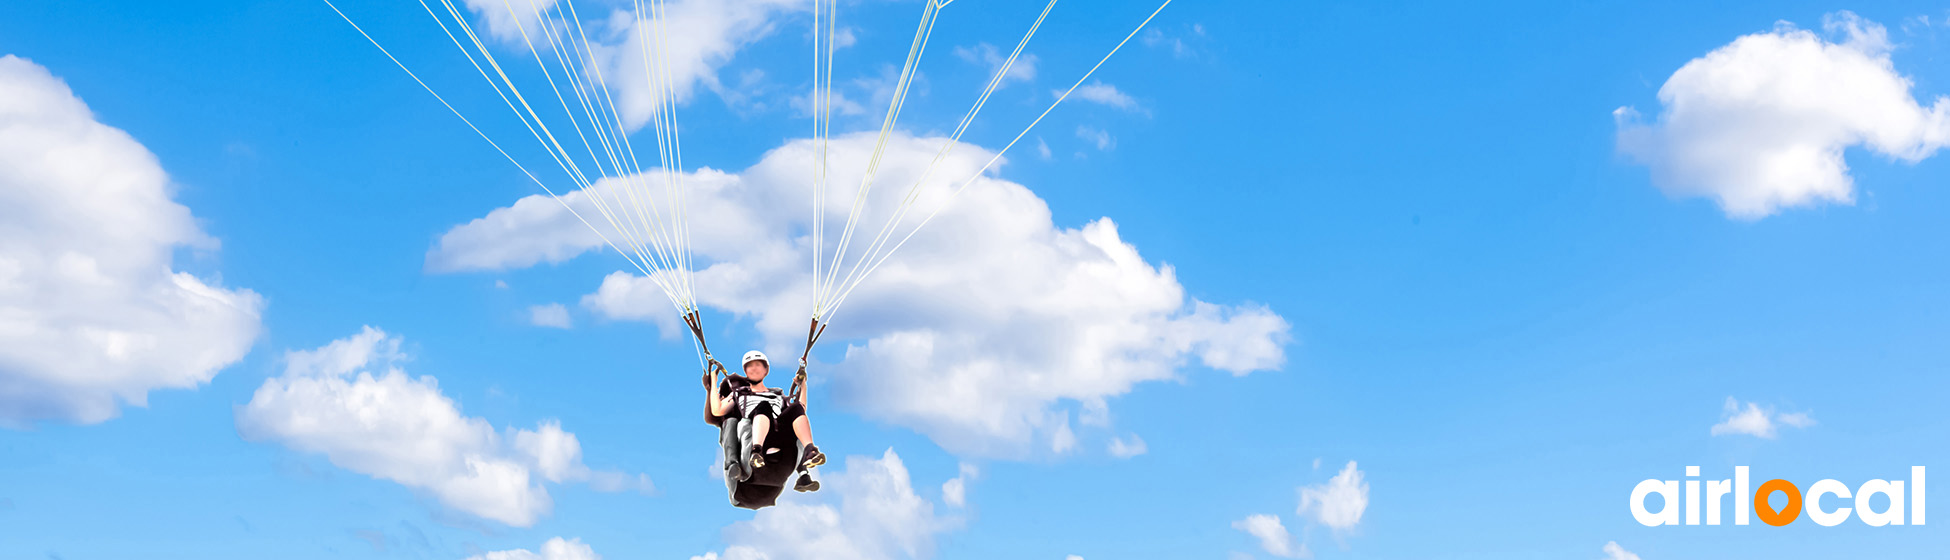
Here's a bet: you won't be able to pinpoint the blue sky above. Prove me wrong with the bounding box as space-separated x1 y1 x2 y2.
4 0 1950 558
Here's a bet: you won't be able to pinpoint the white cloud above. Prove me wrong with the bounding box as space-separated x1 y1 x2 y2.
697 449 957 560
1076 126 1114 151
236 327 646 527
941 462 978 508
1710 397 1815 439
467 537 602 560
954 43 1037 87
0 55 263 428
1036 137 1052 160
460 0 561 41
1298 461 1368 533
1141 24 1205 60
1615 12 1950 219
430 132 1289 458
1107 434 1147 458
595 0 803 130
1602 541 1642 560
529 303 573 329
1065 81 1144 114
1232 514 1303 558
458 0 801 131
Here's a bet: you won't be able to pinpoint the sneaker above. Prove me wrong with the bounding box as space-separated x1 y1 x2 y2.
727 453 750 482
799 444 827 470
794 473 821 493
748 443 766 470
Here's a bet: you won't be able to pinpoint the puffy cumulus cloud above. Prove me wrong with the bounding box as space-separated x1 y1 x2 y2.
1616 12 1950 219
0 55 263 428
467 537 602 560
1709 397 1815 439
1297 461 1367 533
1231 514 1303 559
1601 541 1641 560
429 132 1290 458
236 327 648 527
697 449 957 560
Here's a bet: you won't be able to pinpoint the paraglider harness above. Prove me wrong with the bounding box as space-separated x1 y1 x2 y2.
694 314 820 510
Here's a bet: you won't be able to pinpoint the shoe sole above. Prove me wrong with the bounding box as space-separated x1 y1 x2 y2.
795 480 821 492
800 453 826 470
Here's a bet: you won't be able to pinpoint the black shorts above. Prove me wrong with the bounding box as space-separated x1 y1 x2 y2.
748 399 805 426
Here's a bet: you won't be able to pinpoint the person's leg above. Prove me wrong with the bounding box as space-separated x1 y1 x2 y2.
790 406 822 492
791 415 814 445
785 403 825 470
747 412 772 469
750 414 772 448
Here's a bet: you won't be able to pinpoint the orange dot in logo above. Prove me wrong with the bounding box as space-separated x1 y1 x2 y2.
1755 479 1803 527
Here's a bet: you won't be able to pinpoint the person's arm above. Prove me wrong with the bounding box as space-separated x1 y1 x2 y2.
710 388 736 417
703 360 733 424
703 366 720 425
792 357 810 406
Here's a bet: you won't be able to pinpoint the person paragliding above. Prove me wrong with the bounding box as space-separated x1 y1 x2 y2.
326 0 1170 511
704 350 827 508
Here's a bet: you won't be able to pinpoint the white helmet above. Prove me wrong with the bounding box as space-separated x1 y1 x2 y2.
741 350 770 368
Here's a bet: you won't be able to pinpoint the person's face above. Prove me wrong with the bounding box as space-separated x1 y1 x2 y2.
744 360 769 381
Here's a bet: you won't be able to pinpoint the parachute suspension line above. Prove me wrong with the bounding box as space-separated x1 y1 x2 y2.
556 0 682 290
519 2 670 288
402 0 692 314
802 0 839 364
318 0 656 306
429 0 671 295
500 0 697 317
647 0 700 315
810 0 838 319
463 0 685 310
818 0 1057 319
328 0 711 359
543 3 660 267
552 0 693 309
814 0 944 321
820 0 1175 328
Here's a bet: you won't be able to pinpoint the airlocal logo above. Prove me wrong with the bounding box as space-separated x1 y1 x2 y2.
1631 466 1925 527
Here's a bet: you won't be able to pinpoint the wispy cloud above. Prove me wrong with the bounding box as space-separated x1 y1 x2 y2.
955 42 1037 87
1232 514 1304 558
1064 81 1147 114
1710 397 1815 439
529 303 573 329
1108 434 1148 458
1602 541 1642 560
1077 126 1116 151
